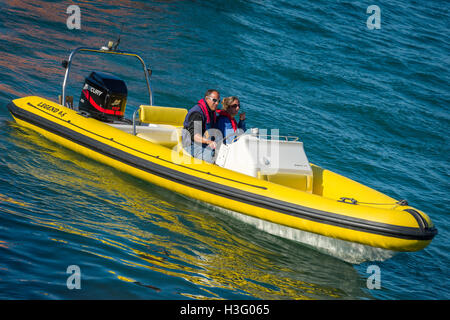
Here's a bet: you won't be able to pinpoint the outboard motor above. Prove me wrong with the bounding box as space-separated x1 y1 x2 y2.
78 71 127 122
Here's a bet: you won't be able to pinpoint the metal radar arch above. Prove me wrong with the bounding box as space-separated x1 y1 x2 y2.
60 40 153 109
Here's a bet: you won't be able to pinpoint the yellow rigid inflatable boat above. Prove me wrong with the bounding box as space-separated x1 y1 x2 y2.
6 44 437 260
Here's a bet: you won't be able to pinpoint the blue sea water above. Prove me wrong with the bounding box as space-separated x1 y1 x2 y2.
0 0 448 300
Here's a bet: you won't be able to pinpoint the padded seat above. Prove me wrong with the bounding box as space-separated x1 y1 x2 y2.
136 105 187 148
139 105 187 127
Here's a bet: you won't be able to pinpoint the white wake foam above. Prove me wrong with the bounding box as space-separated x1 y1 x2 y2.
202 202 397 264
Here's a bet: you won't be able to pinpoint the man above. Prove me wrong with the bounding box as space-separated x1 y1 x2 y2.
182 89 221 163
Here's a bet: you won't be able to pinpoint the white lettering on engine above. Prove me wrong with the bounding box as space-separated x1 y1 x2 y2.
90 87 103 96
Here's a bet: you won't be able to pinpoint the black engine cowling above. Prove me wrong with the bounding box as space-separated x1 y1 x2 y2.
78 71 127 122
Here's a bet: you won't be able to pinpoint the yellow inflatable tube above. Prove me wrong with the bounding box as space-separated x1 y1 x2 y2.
7 96 437 252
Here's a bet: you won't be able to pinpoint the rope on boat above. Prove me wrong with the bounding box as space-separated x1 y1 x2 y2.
338 197 408 206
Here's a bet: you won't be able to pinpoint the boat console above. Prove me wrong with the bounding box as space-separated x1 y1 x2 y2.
215 132 313 192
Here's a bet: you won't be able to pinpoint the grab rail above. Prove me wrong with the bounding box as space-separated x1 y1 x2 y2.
222 130 300 143
256 135 300 142
132 107 140 135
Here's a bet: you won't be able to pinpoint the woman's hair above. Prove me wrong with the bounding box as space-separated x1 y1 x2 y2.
221 96 239 112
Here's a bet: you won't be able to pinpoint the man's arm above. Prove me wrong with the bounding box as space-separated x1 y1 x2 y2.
187 112 216 148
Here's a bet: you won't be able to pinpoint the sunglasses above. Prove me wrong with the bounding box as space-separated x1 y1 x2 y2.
230 104 240 108
207 96 220 103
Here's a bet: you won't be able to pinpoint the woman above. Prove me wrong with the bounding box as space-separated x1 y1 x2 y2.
217 96 246 145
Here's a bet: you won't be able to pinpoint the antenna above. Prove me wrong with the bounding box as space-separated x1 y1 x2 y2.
112 23 124 51
101 23 124 51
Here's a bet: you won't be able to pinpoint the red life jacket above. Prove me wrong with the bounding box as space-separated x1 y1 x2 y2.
197 99 216 125
217 109 237 131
